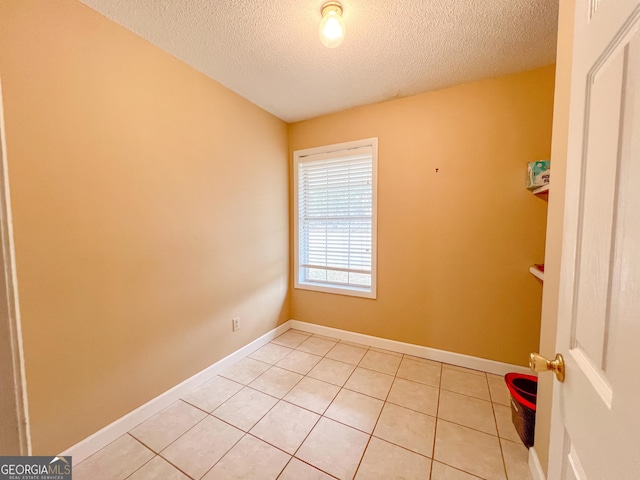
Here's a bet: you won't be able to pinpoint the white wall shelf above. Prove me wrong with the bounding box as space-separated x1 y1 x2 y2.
529 266 545 281
532 184 550 195
529 183 547 281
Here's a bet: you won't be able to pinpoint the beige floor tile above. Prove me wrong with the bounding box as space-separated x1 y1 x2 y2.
487 375 511 406
438 390 497 435
387 378 440 416
355 437 431 479
212 387 278 431
500 438 532 480
283 377 341 414
344 367 394 400
160 416 243 479
127 456 189 480
181 376 243 412
202 435 290 480
130 401 207 452
326 343 368 365
307 358 356 386
250 401 320 454
296 417 369 480
493 404 521 443
397 358 442 387
325 389 384 434
431 461 483 479
74 435 154 480
272 330 311 348
249 366 303 398
297 336 338 356
359 350 402 376
276 350 322 375
249 343 293 364
278 458 335 480
443 364 486 377
373 402 436 457
441 369 490 401
220 358 271 385
434 420 506 480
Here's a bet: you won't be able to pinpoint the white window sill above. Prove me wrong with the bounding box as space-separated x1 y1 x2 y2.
294 281 376 299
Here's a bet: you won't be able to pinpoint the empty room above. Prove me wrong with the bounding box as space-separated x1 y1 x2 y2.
1 0 638 479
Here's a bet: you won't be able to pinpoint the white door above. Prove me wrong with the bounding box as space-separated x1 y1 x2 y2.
547 0 640 478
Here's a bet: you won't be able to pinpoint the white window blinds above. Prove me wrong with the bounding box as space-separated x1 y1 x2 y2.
295 142 376 297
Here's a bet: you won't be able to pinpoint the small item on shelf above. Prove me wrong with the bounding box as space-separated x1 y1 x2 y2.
534 264 545 272
526 161 550 190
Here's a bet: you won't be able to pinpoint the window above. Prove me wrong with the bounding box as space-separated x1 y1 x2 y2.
294 138 378 298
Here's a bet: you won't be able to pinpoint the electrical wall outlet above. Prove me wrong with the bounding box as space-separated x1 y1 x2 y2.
232 317 240 332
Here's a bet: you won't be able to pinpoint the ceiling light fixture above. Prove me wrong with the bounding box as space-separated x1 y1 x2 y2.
319 1 345 48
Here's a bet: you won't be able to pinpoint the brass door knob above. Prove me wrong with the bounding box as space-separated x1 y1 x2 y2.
529 352 565 382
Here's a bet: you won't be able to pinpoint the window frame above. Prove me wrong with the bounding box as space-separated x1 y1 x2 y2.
293 137 378 299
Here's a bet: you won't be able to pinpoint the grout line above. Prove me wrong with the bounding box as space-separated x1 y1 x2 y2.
176 398 216 418
126 434 196 480
129 413 211 454
246 430 301 458
431 460 486 479
272 456 290 480
351 346 395 479
120 435 161 480
487 372 497 404
284 456 340 479
279 396 331 417
368 433 433 460
290 415 321 459
127 432 159 456
442 363 488 376
429 362 443 480
275 458 294 480
150 455 196 480
351 431 373 478
436 417 507 439
196 431 246 480
439 386 494 403
493 402 511 480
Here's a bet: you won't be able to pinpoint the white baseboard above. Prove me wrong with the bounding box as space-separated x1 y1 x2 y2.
529 447 546 480
62 318 532 463
290 320 531 376
59 321 292 463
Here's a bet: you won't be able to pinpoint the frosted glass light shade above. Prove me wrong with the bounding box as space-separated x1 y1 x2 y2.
319 3 344 48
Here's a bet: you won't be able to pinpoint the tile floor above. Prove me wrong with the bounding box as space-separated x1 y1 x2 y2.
74 329 532 480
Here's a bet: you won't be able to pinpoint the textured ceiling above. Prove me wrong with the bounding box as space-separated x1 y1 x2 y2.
79 0 559 122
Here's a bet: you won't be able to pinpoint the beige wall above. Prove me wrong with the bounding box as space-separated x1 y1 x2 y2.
534 0 576 474
289 66 555 366
0 0 289 454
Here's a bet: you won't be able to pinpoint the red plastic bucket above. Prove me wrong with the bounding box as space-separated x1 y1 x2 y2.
505 373 537 447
